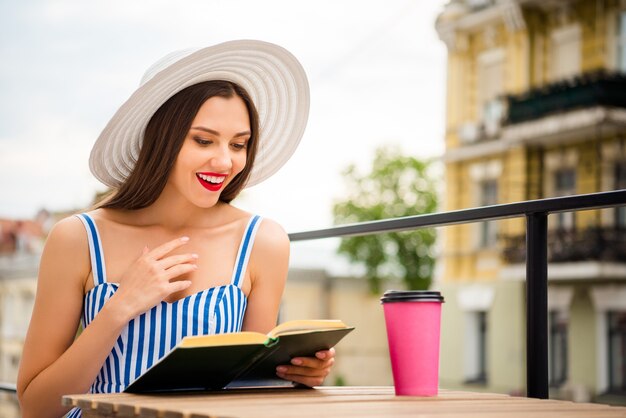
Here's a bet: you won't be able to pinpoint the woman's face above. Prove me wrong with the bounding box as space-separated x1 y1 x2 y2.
165 95 250 208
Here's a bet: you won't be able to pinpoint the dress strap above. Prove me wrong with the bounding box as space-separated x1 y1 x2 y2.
230 215 262 288
75 213 107 286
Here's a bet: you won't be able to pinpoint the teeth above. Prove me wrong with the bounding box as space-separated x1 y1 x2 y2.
198 174 225 184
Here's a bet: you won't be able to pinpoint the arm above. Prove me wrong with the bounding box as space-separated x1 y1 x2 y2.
17 216 129 418
242 219 335 387
17 217 196 418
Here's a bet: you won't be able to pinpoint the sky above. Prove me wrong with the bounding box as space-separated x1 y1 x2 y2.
0 0 448 266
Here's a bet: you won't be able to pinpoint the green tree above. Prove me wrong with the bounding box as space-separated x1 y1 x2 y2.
332 147 438 293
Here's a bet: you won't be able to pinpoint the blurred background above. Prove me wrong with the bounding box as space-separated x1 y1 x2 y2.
2 0 626 416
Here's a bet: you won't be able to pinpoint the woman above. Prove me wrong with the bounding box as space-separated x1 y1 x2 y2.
17 40 335 418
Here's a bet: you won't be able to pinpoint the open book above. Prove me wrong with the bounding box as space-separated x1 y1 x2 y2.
124 319 354 393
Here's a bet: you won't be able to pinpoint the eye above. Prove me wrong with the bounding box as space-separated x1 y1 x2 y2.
193 137 212 146
231 142 248 151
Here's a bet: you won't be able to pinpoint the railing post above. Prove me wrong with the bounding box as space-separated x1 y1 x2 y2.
526 212 549 399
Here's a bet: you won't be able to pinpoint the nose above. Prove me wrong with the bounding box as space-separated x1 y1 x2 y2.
211 144 232 171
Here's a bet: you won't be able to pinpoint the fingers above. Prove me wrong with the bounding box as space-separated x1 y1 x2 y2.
290 356 332 370
282 356 335 376
169 280 192 293
276 354 335 387
142 238 198 278
159 253 199 270
164 263 198 280
117 237 199 319
276 362 333 387
315 348 335 360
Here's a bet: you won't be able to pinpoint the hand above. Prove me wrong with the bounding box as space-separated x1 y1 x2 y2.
275 348 336 387
111 236 197 320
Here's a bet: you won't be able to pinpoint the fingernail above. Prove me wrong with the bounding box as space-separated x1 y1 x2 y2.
276 366 287 373
316 352 326 359
181 236 190 242
291 358 302 365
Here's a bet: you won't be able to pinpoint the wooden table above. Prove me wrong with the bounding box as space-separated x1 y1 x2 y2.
63 386 626 418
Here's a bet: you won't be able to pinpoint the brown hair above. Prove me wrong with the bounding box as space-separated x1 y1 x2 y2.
98 80 259 209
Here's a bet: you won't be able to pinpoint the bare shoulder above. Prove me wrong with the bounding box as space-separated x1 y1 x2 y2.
247 217 290 274
254 217 290 252
45 215 89 252
40 215 90 283
225 205 289 249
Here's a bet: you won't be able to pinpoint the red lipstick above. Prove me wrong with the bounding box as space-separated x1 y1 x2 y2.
196 172 227 192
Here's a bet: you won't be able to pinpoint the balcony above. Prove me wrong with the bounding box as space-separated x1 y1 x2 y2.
505 70 626 125
502 227 626 265
445 71 626 162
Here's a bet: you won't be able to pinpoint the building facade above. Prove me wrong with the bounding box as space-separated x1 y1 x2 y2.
436 0 626 404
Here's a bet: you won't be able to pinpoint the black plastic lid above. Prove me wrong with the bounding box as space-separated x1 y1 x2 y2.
380 290 445 303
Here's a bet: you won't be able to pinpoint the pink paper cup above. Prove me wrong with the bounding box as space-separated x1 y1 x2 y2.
381 290 444 396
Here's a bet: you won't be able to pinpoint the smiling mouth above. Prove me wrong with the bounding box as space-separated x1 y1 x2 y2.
196 173 226 192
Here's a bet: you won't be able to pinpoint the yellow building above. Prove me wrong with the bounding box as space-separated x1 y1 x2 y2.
435 0 626 404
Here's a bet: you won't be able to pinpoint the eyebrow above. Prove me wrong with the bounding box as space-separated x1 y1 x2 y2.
190 126 251 138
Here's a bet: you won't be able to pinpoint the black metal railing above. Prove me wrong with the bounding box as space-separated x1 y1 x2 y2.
288 189 626 399
0 382 16 393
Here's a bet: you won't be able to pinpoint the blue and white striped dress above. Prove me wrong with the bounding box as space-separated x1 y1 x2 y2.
66 213 262 418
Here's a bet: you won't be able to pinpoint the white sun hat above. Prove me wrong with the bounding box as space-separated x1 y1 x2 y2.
89 39 310 188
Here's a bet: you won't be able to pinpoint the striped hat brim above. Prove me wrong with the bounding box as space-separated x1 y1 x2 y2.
89 40 310 189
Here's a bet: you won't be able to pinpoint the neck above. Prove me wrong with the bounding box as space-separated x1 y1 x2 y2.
126 190 227 230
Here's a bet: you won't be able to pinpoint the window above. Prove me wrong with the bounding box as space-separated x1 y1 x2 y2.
479 180 498 248
465 311 488 384
608 311 626 394
477 50 504 120
483 98 506 137
550 25 581 80
615 161 626 228
549 311 568 387
554 169 576 230
618 12 626 73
